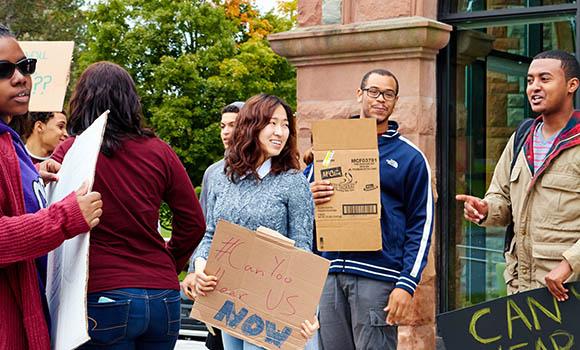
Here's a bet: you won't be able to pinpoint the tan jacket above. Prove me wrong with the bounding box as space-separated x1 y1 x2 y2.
482 118 580 294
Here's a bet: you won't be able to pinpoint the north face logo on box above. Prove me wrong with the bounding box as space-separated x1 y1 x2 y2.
321 166 343 179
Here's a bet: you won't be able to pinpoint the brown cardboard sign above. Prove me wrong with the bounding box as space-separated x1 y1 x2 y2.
19 41 74 112
312 118 382 251
190 220 330 350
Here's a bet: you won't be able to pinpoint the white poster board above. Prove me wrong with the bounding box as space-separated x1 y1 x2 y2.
18 41 74 112
45 110 109 350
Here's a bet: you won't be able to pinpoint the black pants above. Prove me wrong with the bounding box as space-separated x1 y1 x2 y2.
206 328 224 350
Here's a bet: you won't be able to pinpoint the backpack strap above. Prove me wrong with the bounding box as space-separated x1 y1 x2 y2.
504 118 534 253
510 118 534 173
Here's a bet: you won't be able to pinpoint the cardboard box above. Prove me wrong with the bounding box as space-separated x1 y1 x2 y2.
312 118 382 251
19 41 74 112
190 220 330 350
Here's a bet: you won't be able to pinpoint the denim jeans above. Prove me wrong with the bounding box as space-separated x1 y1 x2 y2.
78 288 180 350
222 331 319 350
221 332 263 350
304 330 320 350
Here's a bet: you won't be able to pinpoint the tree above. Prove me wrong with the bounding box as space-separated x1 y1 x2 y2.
275 0 298 28
1 0 86 101
77 0 296 186
0 0 85 42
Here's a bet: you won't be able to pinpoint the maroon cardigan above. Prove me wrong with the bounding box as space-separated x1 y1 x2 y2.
0 132 89 349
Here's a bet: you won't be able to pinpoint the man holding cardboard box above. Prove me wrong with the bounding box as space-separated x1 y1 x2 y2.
311 69 434 349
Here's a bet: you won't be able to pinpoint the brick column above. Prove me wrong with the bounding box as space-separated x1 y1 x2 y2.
269 1 451 349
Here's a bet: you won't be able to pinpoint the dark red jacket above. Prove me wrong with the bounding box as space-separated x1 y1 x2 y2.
52 136 205 293
0 132 89 350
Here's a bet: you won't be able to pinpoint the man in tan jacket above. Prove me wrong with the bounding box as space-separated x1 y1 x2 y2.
457 50 580 302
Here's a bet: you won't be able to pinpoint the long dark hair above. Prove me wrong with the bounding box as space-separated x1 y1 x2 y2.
226 94 299 181
68 61 154 156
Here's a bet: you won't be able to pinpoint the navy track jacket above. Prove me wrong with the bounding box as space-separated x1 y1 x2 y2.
306 120 434 296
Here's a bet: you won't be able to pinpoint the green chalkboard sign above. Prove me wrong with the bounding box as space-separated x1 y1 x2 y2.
437 282 580 350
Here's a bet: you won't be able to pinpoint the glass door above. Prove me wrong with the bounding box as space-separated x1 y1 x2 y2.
439 15 577 310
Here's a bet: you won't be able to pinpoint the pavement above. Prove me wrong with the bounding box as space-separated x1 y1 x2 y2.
175 339 207 350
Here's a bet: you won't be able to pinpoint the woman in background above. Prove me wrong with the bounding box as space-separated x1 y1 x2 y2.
52 61 206 350
23 111 68 163
183 94 318 350
183 100 244 350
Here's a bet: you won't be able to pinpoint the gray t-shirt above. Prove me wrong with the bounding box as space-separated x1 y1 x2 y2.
199 159 225 215
532 122 559 173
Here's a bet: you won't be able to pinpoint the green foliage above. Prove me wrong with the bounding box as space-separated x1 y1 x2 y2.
1 0 86 101
159 202 173 231
0 0 85 41
272 0 298 31
77 0 297 186
4 0 296 234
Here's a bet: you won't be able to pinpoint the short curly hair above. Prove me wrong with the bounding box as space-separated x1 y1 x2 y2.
533 50 580 82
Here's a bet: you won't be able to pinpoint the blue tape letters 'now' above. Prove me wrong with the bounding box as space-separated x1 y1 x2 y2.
213 300 293 348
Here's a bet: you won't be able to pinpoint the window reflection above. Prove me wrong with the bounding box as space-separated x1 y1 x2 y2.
453 0 575 13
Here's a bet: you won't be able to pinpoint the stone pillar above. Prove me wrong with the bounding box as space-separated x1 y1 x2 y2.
269 1 451 349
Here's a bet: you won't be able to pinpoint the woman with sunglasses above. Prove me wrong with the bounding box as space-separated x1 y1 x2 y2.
22 111 68 164
184 94 319 350
0 25 103 349
51 61 206 349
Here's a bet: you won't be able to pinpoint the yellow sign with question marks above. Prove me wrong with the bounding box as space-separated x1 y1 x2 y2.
19 41 75 112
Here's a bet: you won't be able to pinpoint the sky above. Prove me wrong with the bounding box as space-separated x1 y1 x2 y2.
255 0 277 13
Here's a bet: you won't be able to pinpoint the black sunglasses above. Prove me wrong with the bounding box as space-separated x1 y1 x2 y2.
0 58 37 79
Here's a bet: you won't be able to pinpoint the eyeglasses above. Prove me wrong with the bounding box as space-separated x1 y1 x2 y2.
362 88 397 101
0 58 37 80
